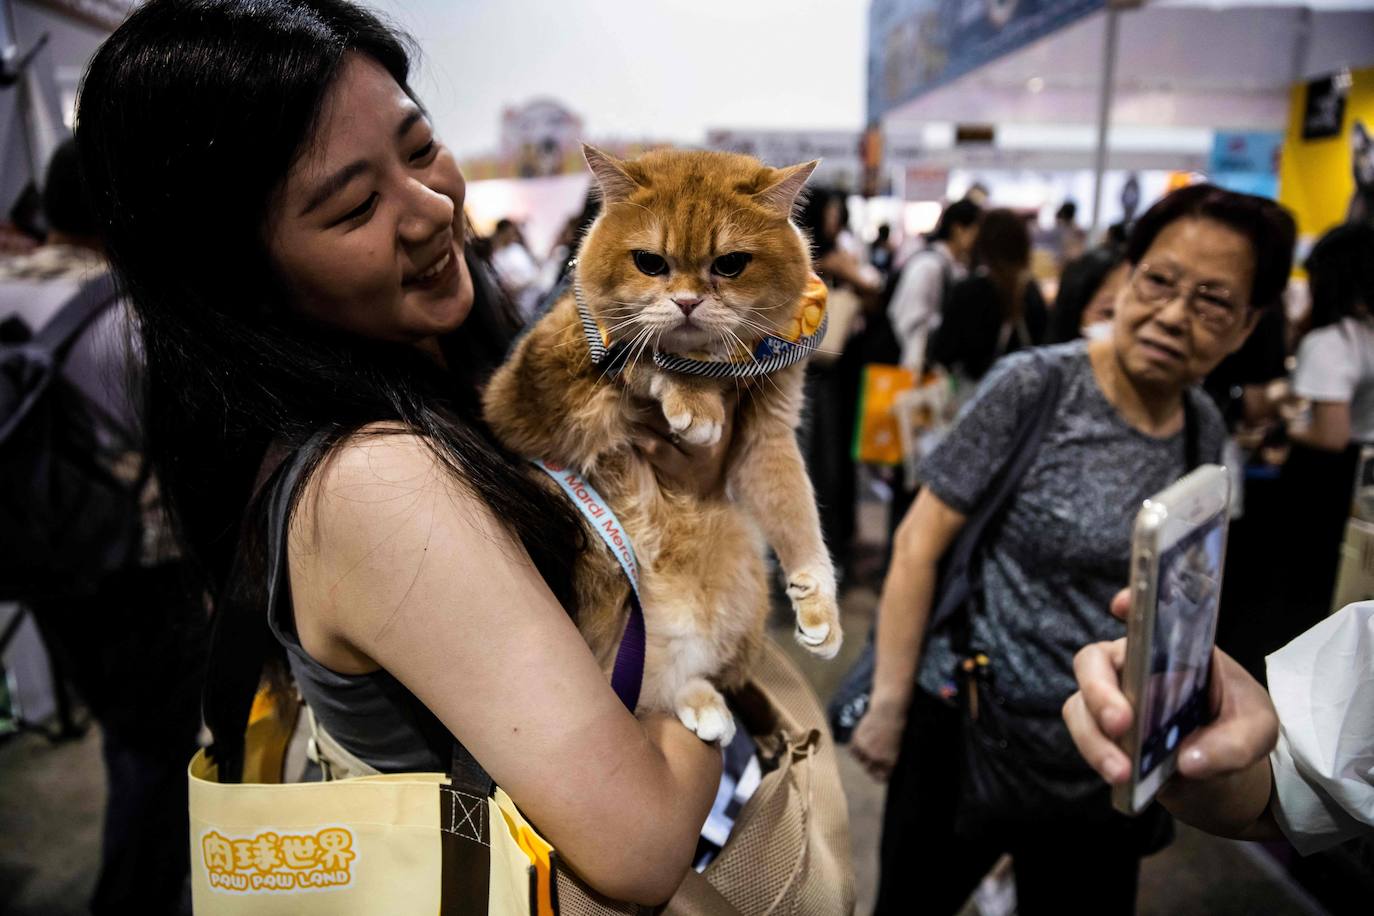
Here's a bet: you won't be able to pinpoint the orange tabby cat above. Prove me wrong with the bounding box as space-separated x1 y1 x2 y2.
483 146 841 744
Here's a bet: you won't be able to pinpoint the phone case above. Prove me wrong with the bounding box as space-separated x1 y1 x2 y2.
1113 464 1230 815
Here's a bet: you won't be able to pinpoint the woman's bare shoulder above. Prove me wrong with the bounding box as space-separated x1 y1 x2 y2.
290 423 527 612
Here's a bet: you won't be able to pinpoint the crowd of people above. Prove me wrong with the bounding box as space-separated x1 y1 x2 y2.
798 183 1372 912
2 1 1371 914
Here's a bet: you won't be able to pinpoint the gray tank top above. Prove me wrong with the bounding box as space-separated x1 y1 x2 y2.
262 441 449 774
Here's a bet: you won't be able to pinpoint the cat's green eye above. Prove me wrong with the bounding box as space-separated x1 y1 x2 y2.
632 250 668 276
711 253 752 278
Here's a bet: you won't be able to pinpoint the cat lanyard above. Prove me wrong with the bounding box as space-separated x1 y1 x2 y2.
533 459 646 713
573 272 831 380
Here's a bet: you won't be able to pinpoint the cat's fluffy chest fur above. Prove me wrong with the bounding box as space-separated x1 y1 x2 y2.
482 147 842 743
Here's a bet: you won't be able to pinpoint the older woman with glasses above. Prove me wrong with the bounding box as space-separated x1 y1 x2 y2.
852 184 1295 916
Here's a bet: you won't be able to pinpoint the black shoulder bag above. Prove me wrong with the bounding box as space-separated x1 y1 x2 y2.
0 271 144 600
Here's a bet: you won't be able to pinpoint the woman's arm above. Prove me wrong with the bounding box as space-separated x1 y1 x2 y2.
850 489 966 780
1287 400 1352 452
288 432 720 904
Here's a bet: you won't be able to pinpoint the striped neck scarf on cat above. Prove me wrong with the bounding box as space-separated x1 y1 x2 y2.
575 272 829 379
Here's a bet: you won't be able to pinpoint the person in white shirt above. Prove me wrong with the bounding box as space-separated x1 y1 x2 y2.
1289 223 1374 452
886 199 982 374
1063 591 1373 854
1281 223 1374 626
489 217 545 320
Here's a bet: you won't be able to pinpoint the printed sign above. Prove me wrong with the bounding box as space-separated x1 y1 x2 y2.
904 165 952 201
1209 132 1283 175
1303 75 1349 141
201 827 356 894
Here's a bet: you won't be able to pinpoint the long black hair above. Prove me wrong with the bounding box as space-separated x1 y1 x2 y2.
1304 223 1374 332
928 198 981 244
970 208 1031 322
1048 246 1124 344
76 0 586 778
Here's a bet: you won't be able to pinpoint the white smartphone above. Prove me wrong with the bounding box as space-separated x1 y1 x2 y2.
1114 464 1231 816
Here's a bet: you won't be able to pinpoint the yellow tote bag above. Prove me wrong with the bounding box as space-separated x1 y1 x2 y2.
189 741 558 916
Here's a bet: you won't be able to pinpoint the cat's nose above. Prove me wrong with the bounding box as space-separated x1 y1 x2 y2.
673 295 703 316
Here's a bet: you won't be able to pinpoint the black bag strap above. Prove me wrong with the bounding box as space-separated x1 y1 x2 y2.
34 270 119 359
0 271 123 445
256 431 495 796
936 360 1206 645
929 352 1065 634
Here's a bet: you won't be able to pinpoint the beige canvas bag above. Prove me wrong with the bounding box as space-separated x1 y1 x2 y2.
558 639 856 916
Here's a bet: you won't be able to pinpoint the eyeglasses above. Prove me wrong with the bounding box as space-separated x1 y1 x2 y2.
1130 263 1246 334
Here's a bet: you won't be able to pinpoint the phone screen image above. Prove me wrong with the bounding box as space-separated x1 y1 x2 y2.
1137 510 1226 780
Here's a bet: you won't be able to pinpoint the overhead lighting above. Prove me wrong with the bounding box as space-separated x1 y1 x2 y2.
1026 76 1045 94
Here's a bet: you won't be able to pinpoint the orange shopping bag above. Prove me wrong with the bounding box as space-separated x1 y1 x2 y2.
852 364 916 466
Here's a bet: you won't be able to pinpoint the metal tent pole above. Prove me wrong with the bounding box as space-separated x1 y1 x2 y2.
1090 4 1122 237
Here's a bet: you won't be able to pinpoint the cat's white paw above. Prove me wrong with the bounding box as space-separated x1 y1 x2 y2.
675 678 736 745
664 409 722 447
787 571 843 659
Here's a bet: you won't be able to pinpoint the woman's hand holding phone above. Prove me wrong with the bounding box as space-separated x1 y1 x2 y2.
1063 588 1282 838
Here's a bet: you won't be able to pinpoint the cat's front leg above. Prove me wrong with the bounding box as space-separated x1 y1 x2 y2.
645 372 726 447
673 678 736 746
731 377 843 659
640 624 736 745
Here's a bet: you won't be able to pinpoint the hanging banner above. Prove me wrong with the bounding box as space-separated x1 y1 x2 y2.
868 0 1106 121
903 165 951 201
1278 67 1374 250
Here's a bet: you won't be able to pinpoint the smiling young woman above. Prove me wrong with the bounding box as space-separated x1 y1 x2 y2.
76 0 723 904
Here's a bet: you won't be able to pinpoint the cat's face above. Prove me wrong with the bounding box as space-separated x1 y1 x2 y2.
576 147 816 356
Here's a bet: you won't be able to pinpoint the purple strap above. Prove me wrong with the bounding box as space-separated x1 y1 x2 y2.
533 460 645 712
613 592 646 713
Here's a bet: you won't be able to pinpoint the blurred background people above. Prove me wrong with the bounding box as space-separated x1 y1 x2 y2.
870 222 896 276
542 191 602 297
1053 200 1089 265
1046 246 1129 344
1279 223 1374 627
880 198 983 546
927 208 1048 386
852 184 1295 916
887 198 982 374
796 186 882 583
488 217 545 320
0 139 204 916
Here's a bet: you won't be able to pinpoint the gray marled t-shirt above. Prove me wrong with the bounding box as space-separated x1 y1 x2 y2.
916 341 1226 712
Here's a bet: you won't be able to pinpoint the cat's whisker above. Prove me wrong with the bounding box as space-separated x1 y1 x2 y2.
596 325 646 383
720 325 786 400
634 324 662 370
625 324 656 367
604 316 648 334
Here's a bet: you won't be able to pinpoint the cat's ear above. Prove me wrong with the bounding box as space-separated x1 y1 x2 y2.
754 160 820 218
583 144 641 204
